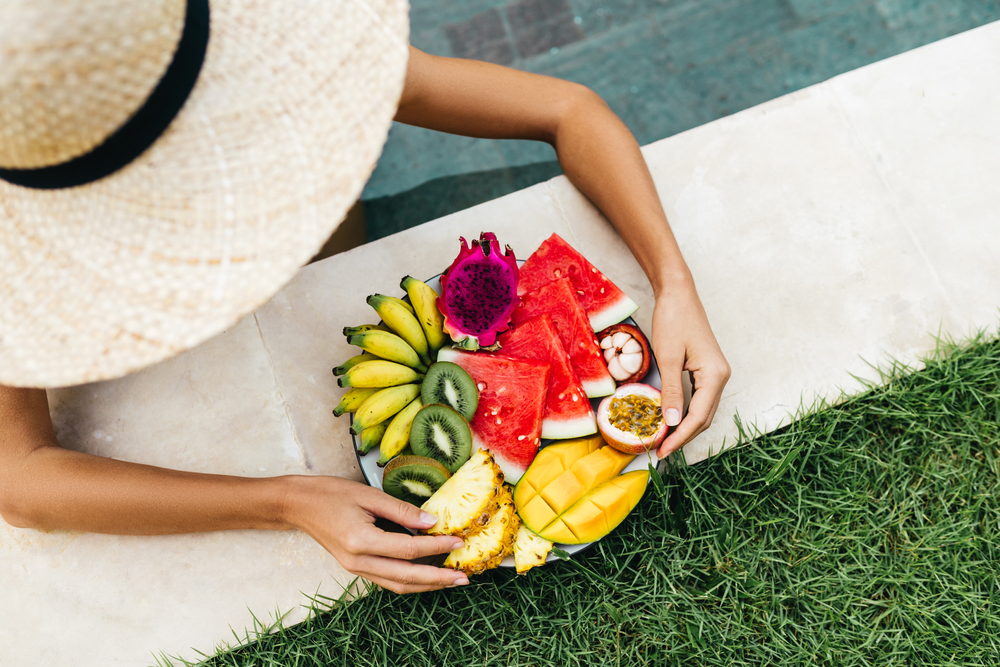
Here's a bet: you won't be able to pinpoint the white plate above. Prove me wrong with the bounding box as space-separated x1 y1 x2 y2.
351 273 660 566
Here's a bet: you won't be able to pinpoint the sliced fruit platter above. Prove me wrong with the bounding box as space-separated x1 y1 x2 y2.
333 232 667 575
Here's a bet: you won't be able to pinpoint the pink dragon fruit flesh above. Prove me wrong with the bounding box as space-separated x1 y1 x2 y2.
438 232 520 351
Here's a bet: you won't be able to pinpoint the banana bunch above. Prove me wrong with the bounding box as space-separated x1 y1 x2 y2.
331 276 448 464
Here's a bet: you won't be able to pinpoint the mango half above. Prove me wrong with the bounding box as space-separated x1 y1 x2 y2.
514 435 647 544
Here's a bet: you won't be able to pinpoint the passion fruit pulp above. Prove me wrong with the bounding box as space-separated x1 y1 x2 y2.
596 383 667 454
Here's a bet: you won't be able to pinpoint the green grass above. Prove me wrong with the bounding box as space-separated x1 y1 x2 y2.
178 334 1000 666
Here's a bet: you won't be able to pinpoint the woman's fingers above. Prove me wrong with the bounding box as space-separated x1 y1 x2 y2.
349 556 469 594
343 520 465 562
658 363 729 457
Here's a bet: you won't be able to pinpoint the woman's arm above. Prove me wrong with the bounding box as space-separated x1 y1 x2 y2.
396 47 731 456
0 385 467 593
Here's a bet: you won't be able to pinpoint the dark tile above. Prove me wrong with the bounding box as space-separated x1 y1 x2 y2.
749 5 901 94
506 0 587 58
655 0 800 67
445 9 515 64
410 0 509 36
876 0 1000 51
365 162 564 241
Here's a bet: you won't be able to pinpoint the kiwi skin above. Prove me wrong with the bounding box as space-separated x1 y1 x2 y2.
382 455 451 506
421 362 479 421
409 403 473 474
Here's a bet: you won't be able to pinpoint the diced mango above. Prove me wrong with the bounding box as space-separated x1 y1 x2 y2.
519 493 559 532
569 446 634 488
539 519 578 544
535 470 649 544
539 469 587 515
513 435 604 509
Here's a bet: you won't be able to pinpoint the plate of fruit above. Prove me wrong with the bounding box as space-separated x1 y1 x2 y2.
333 233 668 576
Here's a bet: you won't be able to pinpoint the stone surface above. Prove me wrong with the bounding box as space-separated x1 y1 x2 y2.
3 20 999 667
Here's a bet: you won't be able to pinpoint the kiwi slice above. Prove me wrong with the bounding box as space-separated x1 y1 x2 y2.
409 403 473 474
421 362 479 421
382 455 451 506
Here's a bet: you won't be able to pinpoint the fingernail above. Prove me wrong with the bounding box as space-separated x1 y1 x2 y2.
447 577 469 588
450 540 465 550
419 511 437 527
665 408 681 426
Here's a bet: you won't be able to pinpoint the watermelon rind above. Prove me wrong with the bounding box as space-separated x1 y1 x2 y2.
580 375 617 399
588 293 639 332
542 412 598 440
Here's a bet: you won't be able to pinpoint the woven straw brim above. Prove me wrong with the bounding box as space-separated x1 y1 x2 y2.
0 0 409 387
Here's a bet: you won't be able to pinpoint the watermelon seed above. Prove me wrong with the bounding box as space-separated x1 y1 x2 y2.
477 382 487 391
518 435 526 441
600 287 605 293
554 269 561 277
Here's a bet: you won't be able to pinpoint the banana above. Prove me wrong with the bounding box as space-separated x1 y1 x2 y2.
358 421 389 455
333 387 379 417
401 276 448 353
367 294 431 367
350 383 422 434
347 330 426 372
382 295 415 315
337 359 424 388
333 352 379 376
377 396 423 467
343 323 392 336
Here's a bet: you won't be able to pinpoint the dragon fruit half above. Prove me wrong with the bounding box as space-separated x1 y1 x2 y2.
438 232 520 351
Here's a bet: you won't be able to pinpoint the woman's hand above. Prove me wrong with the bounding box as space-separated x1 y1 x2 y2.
283 475 469 594
651 275 731 459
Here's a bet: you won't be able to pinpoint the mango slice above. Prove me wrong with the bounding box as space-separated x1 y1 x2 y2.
515 434 640 543
535 469 649 544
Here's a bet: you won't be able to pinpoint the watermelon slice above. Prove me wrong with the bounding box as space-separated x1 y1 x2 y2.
437 348 549 484
518 233 639 331
497 314 597 440
512 277 616 398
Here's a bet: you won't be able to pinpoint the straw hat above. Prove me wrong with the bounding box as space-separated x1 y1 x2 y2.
0 0 409 388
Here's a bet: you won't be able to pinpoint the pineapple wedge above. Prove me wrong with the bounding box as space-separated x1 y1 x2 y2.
421 448 504 538
443 485 519 575
513 524 553 575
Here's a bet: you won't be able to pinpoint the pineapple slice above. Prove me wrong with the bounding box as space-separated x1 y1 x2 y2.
420 448 504 538
513 524 553 575
444 485 519 575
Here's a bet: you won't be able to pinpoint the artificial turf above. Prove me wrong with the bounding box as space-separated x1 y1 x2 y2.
175 334 1000 666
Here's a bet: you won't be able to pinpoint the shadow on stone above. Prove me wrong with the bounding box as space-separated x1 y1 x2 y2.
364 160 564 241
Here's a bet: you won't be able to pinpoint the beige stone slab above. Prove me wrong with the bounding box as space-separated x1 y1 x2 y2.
827 22 1000 336
639 83 962 463
1 315 357 666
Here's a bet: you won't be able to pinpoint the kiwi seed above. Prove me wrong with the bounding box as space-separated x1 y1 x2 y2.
421 362 479 421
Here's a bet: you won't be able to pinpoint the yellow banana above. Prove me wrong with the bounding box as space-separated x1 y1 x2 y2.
333 387 379 417
401 276 448 353
367 294 431 366
343 323 392 336
350 383 422 434
333 352 379 376
337 359 424 388
347 330 426 372
377 397 423 467
358 421 389 455
383 295 415 315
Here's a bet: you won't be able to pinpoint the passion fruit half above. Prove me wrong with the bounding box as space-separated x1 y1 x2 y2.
596 383 667 454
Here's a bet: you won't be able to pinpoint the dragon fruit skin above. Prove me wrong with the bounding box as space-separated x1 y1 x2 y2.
438 232 520 351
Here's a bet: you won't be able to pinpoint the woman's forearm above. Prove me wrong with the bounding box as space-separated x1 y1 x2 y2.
0 385 290 534
2 444 292 534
